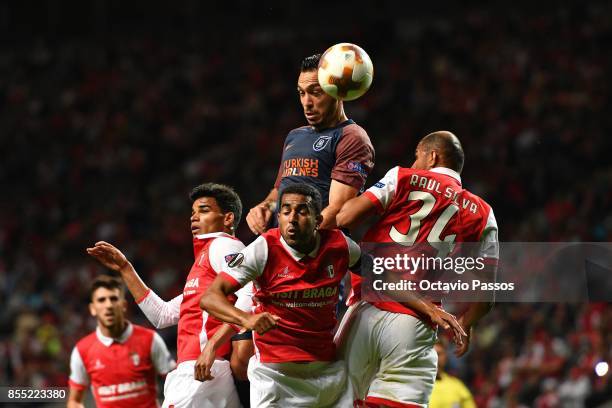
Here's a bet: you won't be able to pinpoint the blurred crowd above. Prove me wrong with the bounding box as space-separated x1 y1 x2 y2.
1 2 611 406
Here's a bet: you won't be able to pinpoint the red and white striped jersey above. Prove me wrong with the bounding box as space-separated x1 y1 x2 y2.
351 166 499 316
68 323 175 407
222 228 361 363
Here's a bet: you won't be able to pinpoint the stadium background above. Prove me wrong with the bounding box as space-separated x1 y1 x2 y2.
1 1 611 406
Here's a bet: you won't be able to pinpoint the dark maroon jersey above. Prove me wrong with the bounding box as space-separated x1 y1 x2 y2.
274 119 374 206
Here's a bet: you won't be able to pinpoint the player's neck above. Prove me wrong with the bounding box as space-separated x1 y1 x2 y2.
99 320 127 339
291 234 318 257
313 109 348 131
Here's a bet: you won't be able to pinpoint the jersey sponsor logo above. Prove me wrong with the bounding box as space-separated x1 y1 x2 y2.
374 181 385 188
185 278 199 288
226 253 244 268
313 136 332 151
271 285 338 300
281 158 319 178
98 380 147 397
347 161 368 175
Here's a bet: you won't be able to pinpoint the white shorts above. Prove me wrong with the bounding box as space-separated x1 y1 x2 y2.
337 301 437 407
162 359 241 408
247 356 351 408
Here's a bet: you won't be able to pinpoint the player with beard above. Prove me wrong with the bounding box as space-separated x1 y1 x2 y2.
246 53 374 234
202 184 360 407
68 275 175 407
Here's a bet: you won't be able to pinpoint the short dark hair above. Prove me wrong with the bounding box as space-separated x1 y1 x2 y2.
90 275 124 301
189 183 243 228
301 54 321 72
279 183 323 215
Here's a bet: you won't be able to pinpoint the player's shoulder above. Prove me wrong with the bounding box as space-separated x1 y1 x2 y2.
462 188 494 213
319 228 347 243
342 121 372 144
287 125 311 137
75 331 99 353
211 233 244 246
261 228 281 243
392 165 424 180
444 373 470 390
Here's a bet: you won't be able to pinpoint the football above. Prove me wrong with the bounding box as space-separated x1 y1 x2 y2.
318 43 374 101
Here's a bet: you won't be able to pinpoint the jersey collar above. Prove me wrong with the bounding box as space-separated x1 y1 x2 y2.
195 231 232 240
430 167 461 184
193 231 233 256
96 322 133 347
279 232 321 261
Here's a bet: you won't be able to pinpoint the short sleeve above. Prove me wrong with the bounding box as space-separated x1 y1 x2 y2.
364 166 400 212
208 237 246 273
234 281 255 312
479 208 499 260
331 124 374 190
222 236 269 287
68 347 89 389
150 332 176 375
342 234 362 268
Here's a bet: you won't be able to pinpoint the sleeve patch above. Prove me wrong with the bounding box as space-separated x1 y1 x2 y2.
374 181 385 188
347 161 368 175
226 253 245 268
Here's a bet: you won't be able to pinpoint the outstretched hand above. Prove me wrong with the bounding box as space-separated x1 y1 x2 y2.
86 241 129 273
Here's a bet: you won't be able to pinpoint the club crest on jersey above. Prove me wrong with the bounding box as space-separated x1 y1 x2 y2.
130 352 140 366
226 253 244 268
327 265 335 278
313 136 332 151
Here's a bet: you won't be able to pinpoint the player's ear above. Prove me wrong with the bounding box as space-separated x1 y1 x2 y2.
89 302 97 317
315 214 323 229
427 150 438 169
224 212 235 230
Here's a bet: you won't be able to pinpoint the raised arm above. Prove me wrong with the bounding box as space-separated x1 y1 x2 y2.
246 188 278 235
86 241 181 328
